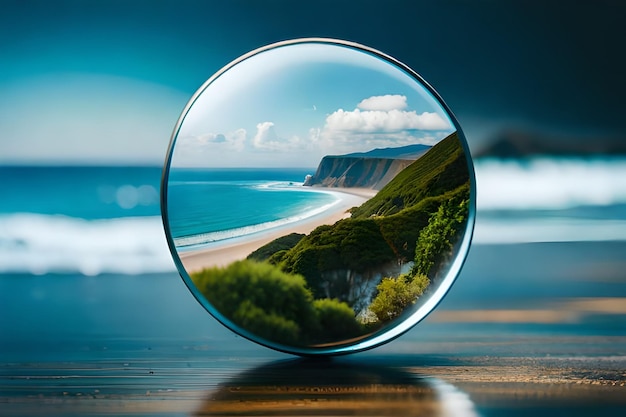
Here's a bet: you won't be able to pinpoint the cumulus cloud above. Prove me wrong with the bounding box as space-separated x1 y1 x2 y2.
194 129 246 150
253 122 277 148
325 109 449 132
325 94 450 134
175 128 247 166
253 121 303 151
314 95 453 155
357 94 407 111
198 132 226 143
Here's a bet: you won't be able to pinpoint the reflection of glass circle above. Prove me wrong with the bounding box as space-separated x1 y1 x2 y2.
162 38 475 356
193 359 479 416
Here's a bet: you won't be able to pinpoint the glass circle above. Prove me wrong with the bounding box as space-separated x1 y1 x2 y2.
161 38 476 356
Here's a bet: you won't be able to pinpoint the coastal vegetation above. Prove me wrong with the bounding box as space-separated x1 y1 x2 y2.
191 260 363 345
247 233 305 264
369 273 430 322
190 131 470 346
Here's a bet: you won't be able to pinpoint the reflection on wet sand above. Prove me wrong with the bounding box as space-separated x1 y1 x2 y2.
194 359 478 417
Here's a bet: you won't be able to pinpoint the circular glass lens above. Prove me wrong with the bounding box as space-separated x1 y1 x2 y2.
161 38 475 356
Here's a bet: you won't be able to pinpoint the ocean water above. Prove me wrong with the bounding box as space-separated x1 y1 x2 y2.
0 166 169 276
0 166 336 275
166 168 337 249
2 158 626 276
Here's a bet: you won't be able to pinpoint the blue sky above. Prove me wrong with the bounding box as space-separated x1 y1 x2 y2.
172 42 454 167
1 0 624 165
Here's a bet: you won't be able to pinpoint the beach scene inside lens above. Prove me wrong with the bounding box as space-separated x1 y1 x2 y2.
163 40 474 354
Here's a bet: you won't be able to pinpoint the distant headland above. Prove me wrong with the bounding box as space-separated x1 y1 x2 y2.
303 144 431 190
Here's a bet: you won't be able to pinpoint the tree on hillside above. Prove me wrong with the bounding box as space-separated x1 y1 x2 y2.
369 273 430 322
413 196 469 279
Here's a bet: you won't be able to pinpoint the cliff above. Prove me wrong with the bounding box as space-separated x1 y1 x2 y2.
303 144 430 190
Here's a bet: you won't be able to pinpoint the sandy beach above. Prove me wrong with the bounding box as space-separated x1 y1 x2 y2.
179 187 377 273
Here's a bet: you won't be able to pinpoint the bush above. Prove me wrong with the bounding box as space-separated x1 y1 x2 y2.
313 298 363 342
233 300 301 345
369 273 430 322
190 260 366 346
191 260 317 345
413 193 469 278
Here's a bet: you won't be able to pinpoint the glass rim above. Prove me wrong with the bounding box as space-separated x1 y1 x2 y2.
160 37 477 356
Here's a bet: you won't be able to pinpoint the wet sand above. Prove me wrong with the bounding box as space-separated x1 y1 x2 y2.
179 187 376 272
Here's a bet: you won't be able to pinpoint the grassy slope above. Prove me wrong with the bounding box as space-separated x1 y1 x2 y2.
351 132 467 218
247 233 305 263
360 132 470 260
251 132 470 300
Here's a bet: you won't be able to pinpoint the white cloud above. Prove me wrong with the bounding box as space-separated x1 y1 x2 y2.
325 109 450 132
171 94 453 167
193 129 246 151
316 130 446 155
173 128 247 166
253 121 303 151
315 95 453 155
357 94 407 111
198 132 226 144
253 122 278 148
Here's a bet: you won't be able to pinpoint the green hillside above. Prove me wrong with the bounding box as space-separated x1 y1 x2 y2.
190 132 472 344
247 233 305 263
350 132 468 218
262 131 470 301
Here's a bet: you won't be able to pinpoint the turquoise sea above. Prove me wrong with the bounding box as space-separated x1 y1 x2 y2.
166 168 337 250
3 160 626 275
0 166 336 275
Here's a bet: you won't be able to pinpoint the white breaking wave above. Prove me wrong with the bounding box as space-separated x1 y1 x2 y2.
4 158 626 276
475 157 626 210
174 198 341 248
0 214 175 275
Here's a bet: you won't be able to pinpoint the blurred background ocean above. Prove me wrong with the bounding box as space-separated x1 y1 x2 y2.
1 0 625 389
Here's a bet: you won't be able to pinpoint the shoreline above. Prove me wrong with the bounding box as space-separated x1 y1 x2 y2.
179 187 375 273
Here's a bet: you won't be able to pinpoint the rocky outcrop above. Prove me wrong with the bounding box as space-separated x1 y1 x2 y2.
303 157 414 190
317 261 413 313
303 144 430 190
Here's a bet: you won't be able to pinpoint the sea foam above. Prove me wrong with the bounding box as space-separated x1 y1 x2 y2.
475 157 626 210
4 159 626 276
474 158 626 243
174 198 341 249
0 214 175 275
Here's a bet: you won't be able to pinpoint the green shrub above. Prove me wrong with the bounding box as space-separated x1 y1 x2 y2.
191 260 317 344
413 192 469 278
191 260 368 346
369 273 430 322
247 233 305 262
313 298 363 342
233 300 301 345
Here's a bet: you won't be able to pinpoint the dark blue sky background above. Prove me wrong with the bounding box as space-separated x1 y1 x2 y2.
1 0 624 164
